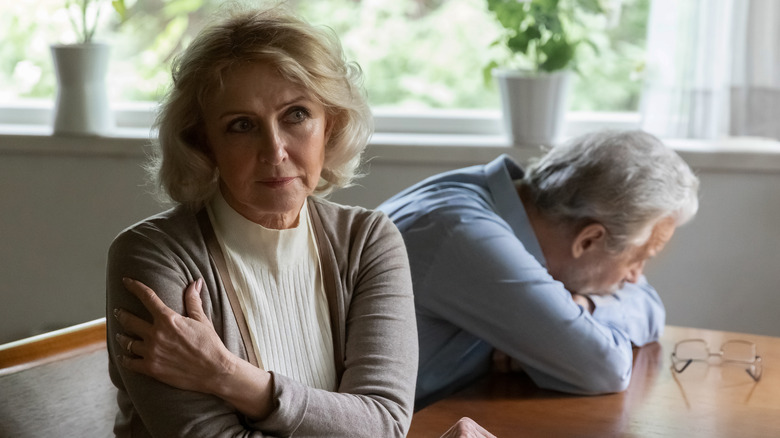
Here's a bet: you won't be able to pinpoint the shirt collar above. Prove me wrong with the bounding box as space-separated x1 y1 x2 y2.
207 189 309 257
484 154 547 267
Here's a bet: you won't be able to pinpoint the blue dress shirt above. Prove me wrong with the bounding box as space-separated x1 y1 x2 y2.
378 155 665 408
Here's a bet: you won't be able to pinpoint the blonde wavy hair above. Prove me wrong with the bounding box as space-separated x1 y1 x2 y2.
148 5 372 207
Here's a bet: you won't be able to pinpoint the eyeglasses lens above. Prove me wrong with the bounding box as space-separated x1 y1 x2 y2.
721 341 756 363
675 340 709 361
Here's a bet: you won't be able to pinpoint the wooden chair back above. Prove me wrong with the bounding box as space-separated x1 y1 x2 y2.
0 318 117 437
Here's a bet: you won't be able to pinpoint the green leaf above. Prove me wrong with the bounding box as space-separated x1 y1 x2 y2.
539 35 576 71
507 32 532 55
112 0 127 23
537 12 562 34
577 0 605 14
536 0 560 12
488 0 528 30
523 25 542 40
483 60 500 86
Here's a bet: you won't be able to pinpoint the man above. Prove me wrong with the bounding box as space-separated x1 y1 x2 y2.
378 130 699 408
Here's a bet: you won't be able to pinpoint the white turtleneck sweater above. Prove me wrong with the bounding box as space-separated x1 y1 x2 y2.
206 192 337 391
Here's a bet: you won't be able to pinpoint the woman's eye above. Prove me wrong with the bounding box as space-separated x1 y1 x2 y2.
227 118 253 132
284 107 310 124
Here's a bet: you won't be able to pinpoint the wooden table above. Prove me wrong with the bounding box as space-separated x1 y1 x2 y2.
408 326 780 437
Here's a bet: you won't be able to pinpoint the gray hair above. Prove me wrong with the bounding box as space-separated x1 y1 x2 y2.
148 5 372 207
522 130 699 252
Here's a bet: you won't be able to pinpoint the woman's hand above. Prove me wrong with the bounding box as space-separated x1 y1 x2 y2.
114 278 235 395
439 417 497 438
114 277 275 420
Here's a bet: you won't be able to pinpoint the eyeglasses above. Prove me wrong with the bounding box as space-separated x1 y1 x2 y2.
670 339 762 382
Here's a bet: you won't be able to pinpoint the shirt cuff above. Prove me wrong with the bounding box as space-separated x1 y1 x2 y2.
244 372 308 435
588 293 619 314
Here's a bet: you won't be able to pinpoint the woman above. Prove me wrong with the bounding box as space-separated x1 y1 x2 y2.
106 6 417 437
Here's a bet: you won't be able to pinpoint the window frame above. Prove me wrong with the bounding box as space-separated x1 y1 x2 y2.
2 100 779 178
0 99 640 143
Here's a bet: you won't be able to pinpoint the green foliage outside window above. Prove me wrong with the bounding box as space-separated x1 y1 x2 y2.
484 0 607 74
0 0 649 112
293 0 503 109
64 0 127 43
568 0 649 111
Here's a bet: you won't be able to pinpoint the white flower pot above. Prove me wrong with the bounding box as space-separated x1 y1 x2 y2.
51 43 114 136
493 69 571 147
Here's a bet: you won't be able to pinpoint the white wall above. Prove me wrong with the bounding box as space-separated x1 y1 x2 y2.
645 170 780 336
2 135 779 344
0 136 162 343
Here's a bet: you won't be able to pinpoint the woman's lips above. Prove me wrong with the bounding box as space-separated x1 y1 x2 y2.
258 177 296 188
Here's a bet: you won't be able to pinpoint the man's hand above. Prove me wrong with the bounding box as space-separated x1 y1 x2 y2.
571 293 595 314
492 349 524 373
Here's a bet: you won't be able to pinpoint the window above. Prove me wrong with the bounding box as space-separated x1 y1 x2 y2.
0 0 650 132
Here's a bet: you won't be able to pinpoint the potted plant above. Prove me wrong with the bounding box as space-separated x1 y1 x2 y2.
485 0 606 147
51 0 126 136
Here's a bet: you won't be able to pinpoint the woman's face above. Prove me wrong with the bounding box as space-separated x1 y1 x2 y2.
203 62 329 229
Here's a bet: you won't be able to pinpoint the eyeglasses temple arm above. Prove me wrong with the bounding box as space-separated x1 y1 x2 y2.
672 358 693 374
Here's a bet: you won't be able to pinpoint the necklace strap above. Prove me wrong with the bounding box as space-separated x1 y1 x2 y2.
196 208 262 369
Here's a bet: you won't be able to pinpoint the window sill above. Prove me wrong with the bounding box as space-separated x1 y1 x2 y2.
369 133 780 172
2 124 780 173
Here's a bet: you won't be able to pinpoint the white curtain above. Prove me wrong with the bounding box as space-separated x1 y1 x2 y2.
640 0 780 140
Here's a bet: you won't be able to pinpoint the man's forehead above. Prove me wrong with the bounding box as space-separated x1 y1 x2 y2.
643 218 677 253
622 217 676 259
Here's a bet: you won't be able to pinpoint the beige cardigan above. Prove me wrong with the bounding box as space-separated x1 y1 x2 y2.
106 197 418 437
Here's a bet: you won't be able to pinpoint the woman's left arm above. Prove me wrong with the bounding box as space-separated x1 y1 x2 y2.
248 211 419 437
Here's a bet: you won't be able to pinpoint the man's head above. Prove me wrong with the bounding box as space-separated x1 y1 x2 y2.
521 130 699 294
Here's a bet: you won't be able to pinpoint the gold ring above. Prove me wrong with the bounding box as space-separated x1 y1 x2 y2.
126 339 134 354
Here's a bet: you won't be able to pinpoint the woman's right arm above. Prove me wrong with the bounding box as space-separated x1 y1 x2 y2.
107 225 269 437
114 278 276 420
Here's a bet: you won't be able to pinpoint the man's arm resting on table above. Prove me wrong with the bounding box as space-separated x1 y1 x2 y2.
417 223 635 395
587 277 666 347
